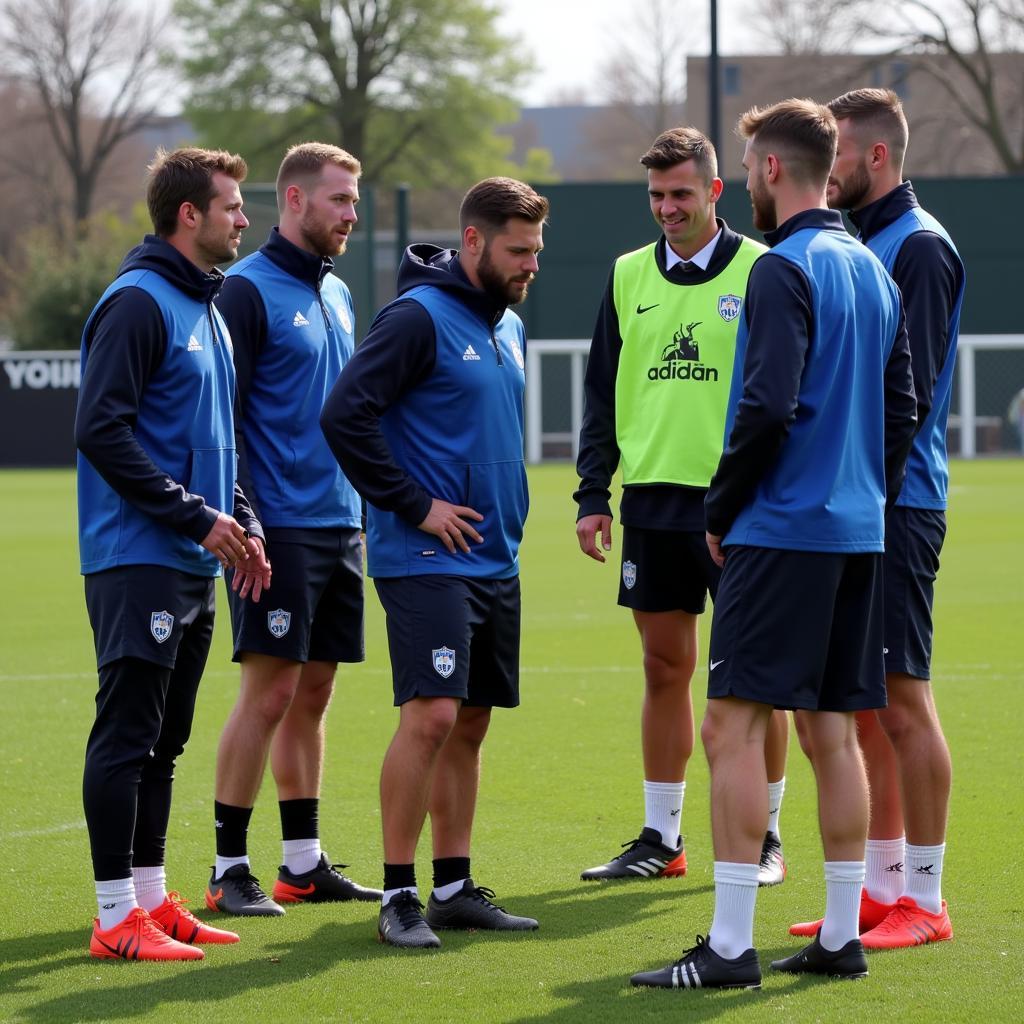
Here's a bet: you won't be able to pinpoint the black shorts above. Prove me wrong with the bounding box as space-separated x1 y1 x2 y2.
84 565 215 671
227 527 364 664
618 526 721 614
373 575 520 708
884 506 946 680
708 546 886 712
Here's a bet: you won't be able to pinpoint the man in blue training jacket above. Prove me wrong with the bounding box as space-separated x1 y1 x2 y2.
206 143 381 918
788 88 964 950
321 177 548 949
630 99 918 991
76 147 270 962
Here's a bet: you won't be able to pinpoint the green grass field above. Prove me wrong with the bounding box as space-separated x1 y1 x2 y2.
1 462 1021 1023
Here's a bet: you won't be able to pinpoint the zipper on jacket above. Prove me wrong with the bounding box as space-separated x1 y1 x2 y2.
207 305 220 345
316 284 334 335
489 326 504 366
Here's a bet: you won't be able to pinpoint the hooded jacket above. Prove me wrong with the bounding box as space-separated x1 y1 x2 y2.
76 235 261 577
321 244 528 579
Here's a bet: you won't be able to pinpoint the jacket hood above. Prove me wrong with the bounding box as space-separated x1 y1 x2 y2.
396 243 508 324
118 234 225 304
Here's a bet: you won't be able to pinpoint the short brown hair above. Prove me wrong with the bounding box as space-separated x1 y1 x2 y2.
276 142 362 211
147 147 248 237
459 177 549 237
828 88 909 171
737 99 837 187
640 127 718 184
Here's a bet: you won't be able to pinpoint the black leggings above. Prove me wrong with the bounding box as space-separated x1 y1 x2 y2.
83 621 212 879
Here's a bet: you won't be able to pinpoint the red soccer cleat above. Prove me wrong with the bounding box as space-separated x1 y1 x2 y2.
90 907 205 961
150 892 240 945
789 889 895 937
859 896 953 949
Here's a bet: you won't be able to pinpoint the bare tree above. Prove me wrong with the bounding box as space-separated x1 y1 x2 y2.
742 0 868 55
1 0 167 228
878 0 1024 173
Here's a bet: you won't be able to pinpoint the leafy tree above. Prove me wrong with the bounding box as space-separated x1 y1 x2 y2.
6 205 152 349
175 0 537 185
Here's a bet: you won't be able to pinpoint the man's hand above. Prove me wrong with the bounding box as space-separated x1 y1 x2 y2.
577 514 613 563
418 499 484 554
706 531 725 568
231 536 272 602
201 512 251 568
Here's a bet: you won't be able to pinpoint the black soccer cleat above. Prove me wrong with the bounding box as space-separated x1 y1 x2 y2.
425 880 539 931
757 831 787 887
206 864 285 917
770 934 868 980
580 827 687 880
273 854 382 904
378 891 441 949
631 934 762 990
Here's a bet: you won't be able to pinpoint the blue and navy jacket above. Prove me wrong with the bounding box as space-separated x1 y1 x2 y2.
218 229 361 529
321 244 528 579
851 183 965 510
76 236 261 577
705 210 917 552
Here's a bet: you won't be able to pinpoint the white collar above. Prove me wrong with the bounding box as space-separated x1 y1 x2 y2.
664 228 722 272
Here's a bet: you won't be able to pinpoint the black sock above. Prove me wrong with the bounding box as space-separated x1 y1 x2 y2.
214 801 253 859
433 856 471 890
383 863 416 892
279 798 319 841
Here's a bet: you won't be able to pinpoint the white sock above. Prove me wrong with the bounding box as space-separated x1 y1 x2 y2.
819 861 865 952
132 865 167 913
433 878 468 902
215 854 250 879
96 877 138 931
382 885 418 907
903 842 945 914
644 780 685 848
766 777 786 839
865 836 905 905
283 838 322 876
708 861 759 960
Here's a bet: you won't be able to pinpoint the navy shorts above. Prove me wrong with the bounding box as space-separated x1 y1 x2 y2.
84 565 215 671
884 507 946 680
373 575 520 708
618 526 721 614
227 527 364 664
708 546 886 712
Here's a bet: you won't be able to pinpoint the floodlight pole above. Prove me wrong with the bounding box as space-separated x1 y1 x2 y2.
709 0 720 154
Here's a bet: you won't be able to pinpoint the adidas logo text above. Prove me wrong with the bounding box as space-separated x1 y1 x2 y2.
187 336 203 352
463 345 481 361
293 311 310 327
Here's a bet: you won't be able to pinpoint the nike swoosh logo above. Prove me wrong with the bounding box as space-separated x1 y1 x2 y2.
670 809 680 816
280 882 316 896
636 303 659 314
710 659 725 671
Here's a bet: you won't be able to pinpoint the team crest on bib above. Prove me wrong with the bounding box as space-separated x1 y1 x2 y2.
718 294 742 322
150 610 174 644
509 338 525 369
622 560 637 590
432 646 455 679
268 608 291 639
336 304 353 334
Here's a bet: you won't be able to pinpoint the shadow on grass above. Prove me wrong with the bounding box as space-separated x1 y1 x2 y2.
502 943 855 1024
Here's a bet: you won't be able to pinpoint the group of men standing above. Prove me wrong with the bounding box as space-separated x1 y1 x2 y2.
75 86 961 990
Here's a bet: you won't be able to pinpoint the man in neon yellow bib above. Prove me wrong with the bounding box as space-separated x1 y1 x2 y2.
574 127 789 885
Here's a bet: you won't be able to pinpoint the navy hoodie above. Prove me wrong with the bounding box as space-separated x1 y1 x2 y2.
321 244 528 579
76 235 261 577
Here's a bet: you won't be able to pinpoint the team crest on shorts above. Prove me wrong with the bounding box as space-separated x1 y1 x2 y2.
622 560 637 590
718 294 742 322
268 608 291 639
150 610 174 644
432 646 455 679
